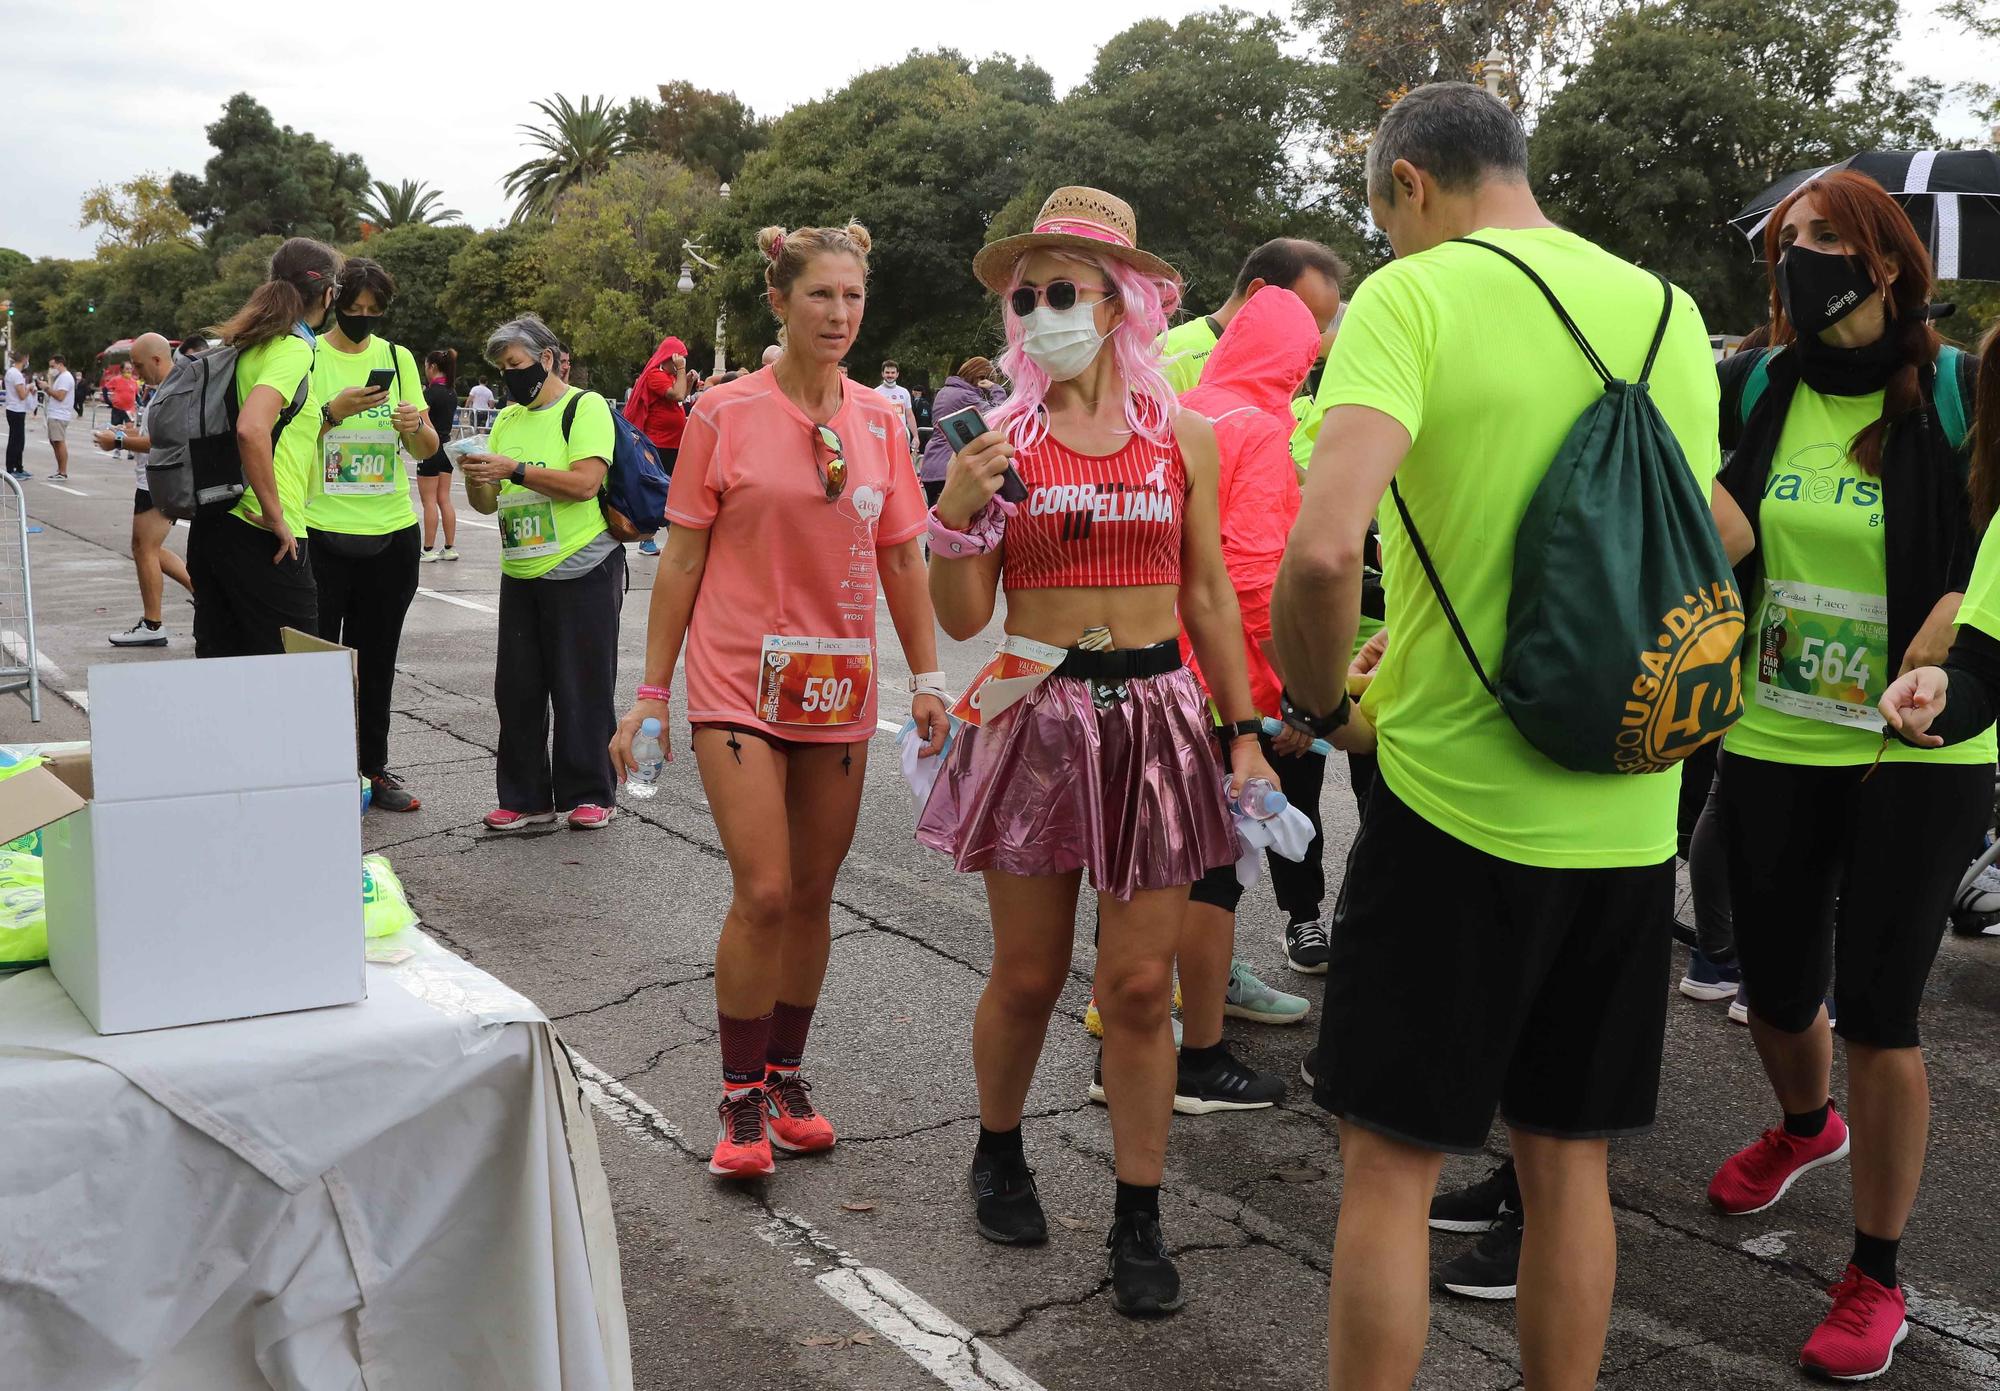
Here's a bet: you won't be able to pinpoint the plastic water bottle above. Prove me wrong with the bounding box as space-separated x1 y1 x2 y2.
628 718 665 800
1224 775 1287 820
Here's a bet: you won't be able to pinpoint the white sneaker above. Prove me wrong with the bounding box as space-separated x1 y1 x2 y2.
109 620 168 648
441 546 460 561
421 548 441 563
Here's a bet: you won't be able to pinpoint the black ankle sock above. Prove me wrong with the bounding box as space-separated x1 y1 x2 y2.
1178 1040 1227 1072
1114 1180 1160 1219
1783 1100 1831 1139
1852 1229 1900 1288
142 619 161 631
977 1124 1024 1163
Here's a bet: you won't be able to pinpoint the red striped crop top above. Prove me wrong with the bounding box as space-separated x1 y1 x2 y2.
1002 431 1187 590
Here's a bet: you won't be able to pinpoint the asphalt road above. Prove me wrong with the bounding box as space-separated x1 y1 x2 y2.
4 426 1998 1391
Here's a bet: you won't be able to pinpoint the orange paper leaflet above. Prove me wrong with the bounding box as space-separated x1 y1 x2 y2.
951 634 1069 727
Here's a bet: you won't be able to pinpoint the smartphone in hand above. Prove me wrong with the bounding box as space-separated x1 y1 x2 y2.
364 367 397 394
936 405 1026 503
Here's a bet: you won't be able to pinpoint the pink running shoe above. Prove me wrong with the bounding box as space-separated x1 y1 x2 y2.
483 808 555 832
1800 1266 1908 1381
709 1088 775 1179
765 1068 837 1154
1708 1107 1850 1216
566 804 617 830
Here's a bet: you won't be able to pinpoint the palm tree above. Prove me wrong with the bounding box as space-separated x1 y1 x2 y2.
359 179 461 231
505 95 632 223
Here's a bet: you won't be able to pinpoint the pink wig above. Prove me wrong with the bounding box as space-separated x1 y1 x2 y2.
991 251 1182 453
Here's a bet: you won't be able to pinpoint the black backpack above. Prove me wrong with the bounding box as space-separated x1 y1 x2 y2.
1390 239 1745 775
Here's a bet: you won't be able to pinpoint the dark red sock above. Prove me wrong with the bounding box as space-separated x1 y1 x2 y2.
719 1010 773 1088
767 1000 817 1071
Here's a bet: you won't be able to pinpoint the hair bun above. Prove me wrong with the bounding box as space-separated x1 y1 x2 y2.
842 221 873 256
757 226 789 261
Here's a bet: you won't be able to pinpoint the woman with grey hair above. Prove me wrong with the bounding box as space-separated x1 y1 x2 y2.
459 313 626 831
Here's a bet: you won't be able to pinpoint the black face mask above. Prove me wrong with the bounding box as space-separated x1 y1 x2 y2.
335 310 381 343
502 360 549 406
1776 245 1877 339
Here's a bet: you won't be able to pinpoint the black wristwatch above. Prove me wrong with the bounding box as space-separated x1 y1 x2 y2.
511 462 528 485
320 403 336 427
1222 718 1263 742
1280 686 1351 738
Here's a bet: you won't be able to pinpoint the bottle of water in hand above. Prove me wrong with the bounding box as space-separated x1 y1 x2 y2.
1223 774 1287 821
628 717 665 800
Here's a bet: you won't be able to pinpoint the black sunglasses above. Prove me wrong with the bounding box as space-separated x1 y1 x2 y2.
1008 280 1114 317
811 423 847 502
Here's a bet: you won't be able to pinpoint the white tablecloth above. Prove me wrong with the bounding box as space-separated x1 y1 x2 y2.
0 932 632 1391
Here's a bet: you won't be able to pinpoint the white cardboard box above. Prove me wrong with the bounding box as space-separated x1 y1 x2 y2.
39 651 365 1033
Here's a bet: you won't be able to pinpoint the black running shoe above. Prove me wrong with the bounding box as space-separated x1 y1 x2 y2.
969 1148 1047 1246
1300 1046 1319 1090
1429 1159 1518 1233
1173 1043 1284 1115
1106 1211 1184 1316
1435 1208 1522 1300
1283 914 1331 974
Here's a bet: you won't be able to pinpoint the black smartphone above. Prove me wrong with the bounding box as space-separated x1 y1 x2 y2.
364 368 397 394
936 405 1027 503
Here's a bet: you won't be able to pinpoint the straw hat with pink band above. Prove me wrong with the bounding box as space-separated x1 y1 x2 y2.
973 186 1180 294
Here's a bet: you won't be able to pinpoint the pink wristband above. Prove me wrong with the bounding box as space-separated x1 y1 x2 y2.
926 496 1015 558
637 684 671 703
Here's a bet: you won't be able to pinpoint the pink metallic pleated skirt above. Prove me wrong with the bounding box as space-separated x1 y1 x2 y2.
915 666 1237 901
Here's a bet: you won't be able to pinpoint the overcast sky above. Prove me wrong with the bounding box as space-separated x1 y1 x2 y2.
5 0 1992 262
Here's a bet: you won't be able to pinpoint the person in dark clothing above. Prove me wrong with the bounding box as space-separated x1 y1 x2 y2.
418 348 460 561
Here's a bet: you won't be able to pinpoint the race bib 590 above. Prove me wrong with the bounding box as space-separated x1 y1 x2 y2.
756 635 873 726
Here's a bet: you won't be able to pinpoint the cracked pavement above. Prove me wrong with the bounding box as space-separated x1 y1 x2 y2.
9 440 2000 1390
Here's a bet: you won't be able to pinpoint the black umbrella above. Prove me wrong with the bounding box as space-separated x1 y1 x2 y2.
1729 149 2000 282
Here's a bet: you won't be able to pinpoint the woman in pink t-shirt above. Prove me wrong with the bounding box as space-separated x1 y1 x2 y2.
611 220 949 1182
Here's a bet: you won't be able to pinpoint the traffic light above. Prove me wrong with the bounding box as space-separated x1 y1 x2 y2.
87 301 96 314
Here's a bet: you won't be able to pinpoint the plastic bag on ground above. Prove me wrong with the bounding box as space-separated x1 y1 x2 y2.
361 853 421 938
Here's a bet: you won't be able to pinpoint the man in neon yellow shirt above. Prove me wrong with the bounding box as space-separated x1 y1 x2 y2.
1271 83 1726 1387
1158 238 1349 395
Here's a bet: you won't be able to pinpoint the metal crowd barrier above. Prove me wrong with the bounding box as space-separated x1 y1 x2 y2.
0 473 41 723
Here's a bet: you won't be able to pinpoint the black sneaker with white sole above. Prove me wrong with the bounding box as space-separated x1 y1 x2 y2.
1107 1211 1184 1316
969 1148 1047 1246
1173 1043 1284 1114
1284 914 1331 974
1429 1158 1519 1232
1300 1045 1319 1090
1435 1208 1522 1300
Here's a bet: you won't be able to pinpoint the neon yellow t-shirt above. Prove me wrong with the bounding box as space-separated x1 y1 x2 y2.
1726 385 1995 768
1958 518 2000 639
488 387 612 580
306 338 423 536
1319 226 1724 869
1158 316 1221 396
230 334 320 532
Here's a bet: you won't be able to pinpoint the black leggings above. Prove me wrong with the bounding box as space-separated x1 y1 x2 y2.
1718 751 1991 1048
310 525 422 776
495 547 625 813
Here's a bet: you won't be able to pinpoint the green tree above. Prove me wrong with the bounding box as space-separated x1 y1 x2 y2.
0 247 29 297
359 179 462 231
344 223 479 364
505 95 633 224
531 154 724 391
1532 0 1939 331
623 82 771 183
169 94 370 251
7 258 85 370
176 236 285 337
712 51 1056 375
93 241 214 343
441 226 550 367
79 173 196 252
1005 13 1362 310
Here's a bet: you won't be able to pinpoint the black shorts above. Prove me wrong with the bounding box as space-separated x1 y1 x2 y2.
923 478 947 509
692 721 866 757
416 453 452 478
1314 775 1673 1153
133 488 155 515
1718 751 1991 1048
110 407 131 427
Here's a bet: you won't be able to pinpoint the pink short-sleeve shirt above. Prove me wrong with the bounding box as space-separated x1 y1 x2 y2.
667 368 927 741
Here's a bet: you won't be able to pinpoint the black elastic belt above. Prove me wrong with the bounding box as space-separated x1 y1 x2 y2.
1055 640 1182 683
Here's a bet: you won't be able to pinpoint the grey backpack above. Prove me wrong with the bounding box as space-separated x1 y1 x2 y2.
145 329 313 520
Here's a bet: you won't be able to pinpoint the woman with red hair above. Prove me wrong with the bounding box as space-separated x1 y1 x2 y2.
1710 170 1988 1380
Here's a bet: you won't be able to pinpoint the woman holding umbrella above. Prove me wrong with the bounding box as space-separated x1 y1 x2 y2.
1707 169 1988 1382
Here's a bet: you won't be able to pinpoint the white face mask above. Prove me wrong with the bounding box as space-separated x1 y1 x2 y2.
1020 302 1109 382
